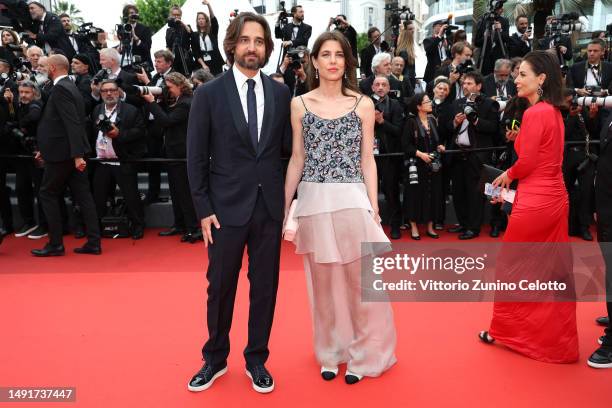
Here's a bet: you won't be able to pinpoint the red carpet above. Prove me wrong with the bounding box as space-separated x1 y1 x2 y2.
0 227 610 407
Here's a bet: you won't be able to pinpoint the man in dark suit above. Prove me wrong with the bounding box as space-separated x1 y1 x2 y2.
328 14 357 59
91 80 146 239
186 12 291 394
588 111 612 368
423 20 450 83
165 5 193 75
32 54 101 256
448 71 500 239
508 15 532 58
372 75 404 239
360 26 388 78
26 1 75 60
275 5 312 58
432 41 474 102
538 16 572 65
482 59 517 99
92 48 142 108
568 39 612 95
359 53 404 106
474 4 510 76
120 4 153 68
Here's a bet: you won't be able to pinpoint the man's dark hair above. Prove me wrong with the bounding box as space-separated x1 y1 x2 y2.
99 79 119 89
59 13 70 20
589 38 606 50
515 15 528 24
367 26 380 41
451 41 472 58
154 49 174 63
291 5 302 15
122 5 138 19
337 14 347 20
223 12 274 66
463 70 484 85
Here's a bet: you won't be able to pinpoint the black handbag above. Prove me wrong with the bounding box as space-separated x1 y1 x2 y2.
479 164 516 215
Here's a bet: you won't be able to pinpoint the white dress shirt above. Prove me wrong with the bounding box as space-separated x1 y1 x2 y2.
585 64 601 87
199 34 214 61
233 64 265 141
53 74 68 86
96 105 119 164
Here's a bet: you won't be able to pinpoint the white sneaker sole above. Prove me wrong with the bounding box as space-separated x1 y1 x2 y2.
15 225 38 237
27 233 48 240
598 337 603 345
587 360 612 369
245 369 275 393
187 366 227 392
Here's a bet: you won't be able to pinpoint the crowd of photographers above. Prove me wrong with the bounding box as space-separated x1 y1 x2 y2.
0 0 610 248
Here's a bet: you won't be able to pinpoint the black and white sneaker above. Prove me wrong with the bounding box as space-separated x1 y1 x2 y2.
345 370 363 385
245 365 274 393
321 366 338 381
588 347 612 368
15 224 38 238
27 226 48 240
187 363 227 392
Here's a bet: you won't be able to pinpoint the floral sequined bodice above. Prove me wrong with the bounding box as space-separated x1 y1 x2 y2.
301 110 364 183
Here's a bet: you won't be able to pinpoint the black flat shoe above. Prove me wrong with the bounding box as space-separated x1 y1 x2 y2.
426 231 439 239
159 227 184 237
31 244 65 257
390 226 401 240
345 371 363 385
478 330 495 344
245 365 274 393
188 363 228 392
596 316 610 326
321 366 338 381
459 230 479 240
74 244 102 255
411 233 421 241
448 225 464 233
581 229 593 241
132 227 144 240
588 347 612 368
489 226 500 238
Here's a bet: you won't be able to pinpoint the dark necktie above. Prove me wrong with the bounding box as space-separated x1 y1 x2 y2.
247 79 258 150
590 64 599 70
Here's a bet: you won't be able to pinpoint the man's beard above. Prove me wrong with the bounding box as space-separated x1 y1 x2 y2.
236 52 264 70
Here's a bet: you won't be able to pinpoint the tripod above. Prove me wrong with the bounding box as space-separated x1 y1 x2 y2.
477 16 508 73
172 25 190 75
119 33 134 67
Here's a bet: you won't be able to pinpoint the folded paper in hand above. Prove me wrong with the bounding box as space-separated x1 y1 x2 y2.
484 183 516 203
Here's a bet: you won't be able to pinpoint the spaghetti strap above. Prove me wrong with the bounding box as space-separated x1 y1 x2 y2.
299 96 309 112
352 95 365 111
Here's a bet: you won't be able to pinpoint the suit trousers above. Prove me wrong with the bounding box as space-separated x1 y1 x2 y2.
0 162 12 231
166 162 198 231
40 161 100 246
93 163 144 228
146 121 163 199
202 189 282 368
14 160 48 227
451 153 485 232
563 148 595 233
380 157 402 228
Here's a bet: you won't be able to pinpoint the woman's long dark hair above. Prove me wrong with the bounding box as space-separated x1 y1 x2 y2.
307 31 359 98
522 50 564 108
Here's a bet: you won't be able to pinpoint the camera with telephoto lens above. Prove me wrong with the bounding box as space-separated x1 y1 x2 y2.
116 15 137 42
484 0 506 23
454 59 474 75
461 93 484 124
74 22 104 42
133 85 163 96
12 57 31 73
167 17 185 30
286 47 306 70
132 55 152 75
92 68 110 85
97 114 114 134
407 157 418 185
277 1 289 26
384 4 415 29
585 85 607 97
545 12 581 38
428 151 442 172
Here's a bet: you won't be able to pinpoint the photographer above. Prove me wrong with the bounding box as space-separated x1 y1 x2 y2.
142 72 201 243
191 1 224 76
538 15 573 64
433 41 473 101
165 5 193 75
423 20 451 83
60 14 101 72
91 48 140 108
449 71 500 240
327 14 357 59
5 81 49 238
91 79 146 240
135 49 174 205
403 92 445 240
1 29 23 66
508 15 532 58
278 46 308 97
561 90 598 241
391 56 415 99
474 1 510 76
119 4 153 68
360 27 387 78
276 4 312 53
24 1 74 59
359 53 403 104
25 45 42 73
569 39 612 96
482 59 516 99
371 75 404 239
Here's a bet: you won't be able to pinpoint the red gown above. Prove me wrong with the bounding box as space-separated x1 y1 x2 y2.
488 102 579 363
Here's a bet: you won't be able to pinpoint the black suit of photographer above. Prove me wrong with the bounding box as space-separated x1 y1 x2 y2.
562 109 597 236
374 95 404 229
595 111 612 344
91 101 146 230
166 23 193 75
359 75 405 106
474 15 510 76
423 35 450 83
275 21 312 48
508 32 532 58
538 35 572 64
131 23 153 68
31 12 75 59
482 74 517 99
450 97 500 234
568 61 612 91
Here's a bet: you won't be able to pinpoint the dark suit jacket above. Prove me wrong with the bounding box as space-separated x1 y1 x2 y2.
508 32 531 58
568 61 612 90
423 36 449 83
275 22 312 48
482 74 517 99
450 97 501 162
359 44 388 78
37 76 89 162
75 74 96 114
187 69 292 225
116 69 143 108
146 95 191 159
596 112 612 222
538 35 572 62
132 23 153 67
92 101 146 159
359 75 403 99
373 97 403 154
190 17 224 75
32 13 75 59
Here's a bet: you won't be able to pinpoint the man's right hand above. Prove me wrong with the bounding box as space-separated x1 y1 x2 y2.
449 71 460 84
575 88 589 97
3 88 13 103
454 112 466 127
136 69 149 84
201 214 220 247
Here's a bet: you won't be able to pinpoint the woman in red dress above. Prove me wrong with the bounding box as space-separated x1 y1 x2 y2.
479 51 579 363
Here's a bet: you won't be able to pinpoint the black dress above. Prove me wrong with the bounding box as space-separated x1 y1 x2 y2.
402 115 443 224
